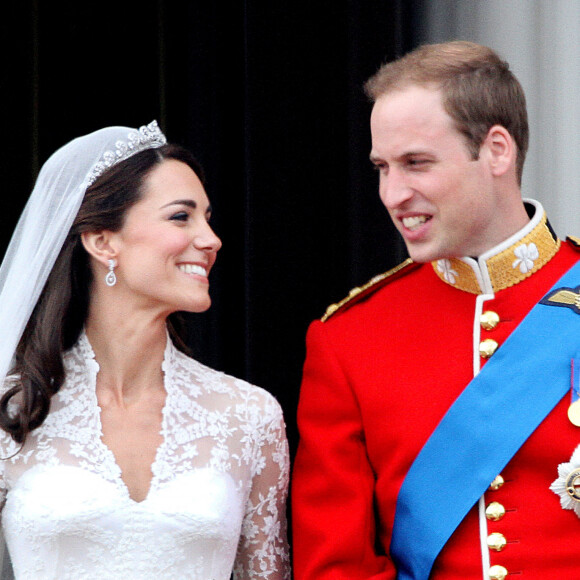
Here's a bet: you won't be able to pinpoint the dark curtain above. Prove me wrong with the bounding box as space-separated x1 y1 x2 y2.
1 1 424 459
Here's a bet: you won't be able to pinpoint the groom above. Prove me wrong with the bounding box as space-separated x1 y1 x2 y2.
292 41 580 579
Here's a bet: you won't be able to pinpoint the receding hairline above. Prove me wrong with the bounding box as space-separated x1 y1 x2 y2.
364 41 506 101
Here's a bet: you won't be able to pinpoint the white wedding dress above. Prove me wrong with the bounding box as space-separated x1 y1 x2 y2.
0 333 290 579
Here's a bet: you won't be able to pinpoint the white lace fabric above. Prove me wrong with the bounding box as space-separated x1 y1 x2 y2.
0 333 290 580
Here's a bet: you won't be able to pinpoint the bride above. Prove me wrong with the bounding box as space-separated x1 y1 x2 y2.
0 122 290 579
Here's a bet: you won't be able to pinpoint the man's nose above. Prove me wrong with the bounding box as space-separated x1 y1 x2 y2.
379 169 413 209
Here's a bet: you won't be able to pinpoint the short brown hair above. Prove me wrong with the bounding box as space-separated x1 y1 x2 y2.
365 41 528 184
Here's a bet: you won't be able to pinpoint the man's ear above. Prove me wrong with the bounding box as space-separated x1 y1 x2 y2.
80 231 118 266
483 124 516 178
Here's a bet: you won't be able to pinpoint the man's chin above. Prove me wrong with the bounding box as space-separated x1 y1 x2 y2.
405 244 439 264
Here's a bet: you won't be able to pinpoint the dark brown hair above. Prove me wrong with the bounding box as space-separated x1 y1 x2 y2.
365 41 529 184
0 143 204 443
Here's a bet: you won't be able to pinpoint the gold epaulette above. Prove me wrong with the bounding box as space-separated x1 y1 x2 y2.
321 258 417 322
567 235 580 250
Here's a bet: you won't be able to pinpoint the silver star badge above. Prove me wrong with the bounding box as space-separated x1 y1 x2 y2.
550 444 580 519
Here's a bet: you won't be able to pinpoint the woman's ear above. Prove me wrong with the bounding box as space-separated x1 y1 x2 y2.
80 231 118 266
483 124 516 178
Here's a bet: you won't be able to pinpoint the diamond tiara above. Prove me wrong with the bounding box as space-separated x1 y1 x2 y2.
86 120 167 186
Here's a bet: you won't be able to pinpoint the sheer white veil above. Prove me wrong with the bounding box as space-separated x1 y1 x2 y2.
0 121 166 578
0 120 166 387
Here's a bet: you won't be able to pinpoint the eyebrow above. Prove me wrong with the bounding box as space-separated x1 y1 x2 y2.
370 150 433 163
161 199 213 214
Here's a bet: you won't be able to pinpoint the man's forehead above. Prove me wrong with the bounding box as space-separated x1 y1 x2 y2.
372 83 443 111
370 87 455 137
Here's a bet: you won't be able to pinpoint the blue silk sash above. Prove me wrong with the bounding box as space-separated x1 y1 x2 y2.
390 259 580 579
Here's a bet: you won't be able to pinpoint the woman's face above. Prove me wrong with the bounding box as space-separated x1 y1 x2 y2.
109 159 221 316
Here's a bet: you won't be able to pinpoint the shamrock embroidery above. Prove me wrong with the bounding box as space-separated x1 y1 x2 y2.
512 243 539 274
437 259 459 285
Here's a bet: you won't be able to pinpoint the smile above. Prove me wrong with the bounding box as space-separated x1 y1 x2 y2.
178 264 207 276
402 215 430 231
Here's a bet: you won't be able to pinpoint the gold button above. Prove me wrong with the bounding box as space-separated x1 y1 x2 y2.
480 311 500 330
489 474 505 491
487 532 507 551
480 339 499 358
486 501 506 521
488 564 508 580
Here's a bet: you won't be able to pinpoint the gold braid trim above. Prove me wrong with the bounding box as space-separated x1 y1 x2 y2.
321 258 416 322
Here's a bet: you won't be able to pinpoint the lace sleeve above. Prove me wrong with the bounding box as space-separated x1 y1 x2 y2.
233 396 290 579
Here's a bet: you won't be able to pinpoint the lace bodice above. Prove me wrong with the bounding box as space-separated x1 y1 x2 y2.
0 333 290 579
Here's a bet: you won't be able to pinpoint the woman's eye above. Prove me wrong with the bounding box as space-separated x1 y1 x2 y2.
170 211 189 222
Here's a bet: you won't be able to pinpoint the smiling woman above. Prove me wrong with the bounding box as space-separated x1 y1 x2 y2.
83 159 222 318
0 122 290 579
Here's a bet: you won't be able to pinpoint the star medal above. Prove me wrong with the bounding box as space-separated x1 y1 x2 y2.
551 444 580 519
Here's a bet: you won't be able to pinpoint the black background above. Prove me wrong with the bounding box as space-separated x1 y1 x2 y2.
1 1 425 462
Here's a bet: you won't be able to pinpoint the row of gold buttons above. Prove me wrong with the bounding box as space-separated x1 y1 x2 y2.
487 475 508 579
480 310 500 359
480 312 508 579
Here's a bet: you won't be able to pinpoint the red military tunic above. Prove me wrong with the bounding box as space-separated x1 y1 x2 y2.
292 201 580 579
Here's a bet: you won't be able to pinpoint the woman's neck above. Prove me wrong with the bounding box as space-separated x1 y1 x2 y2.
84 312 168 407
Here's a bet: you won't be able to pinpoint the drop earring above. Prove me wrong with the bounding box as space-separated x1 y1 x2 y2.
105 258 117 287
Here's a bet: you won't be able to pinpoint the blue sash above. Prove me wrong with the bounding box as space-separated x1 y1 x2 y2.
390 260 580 579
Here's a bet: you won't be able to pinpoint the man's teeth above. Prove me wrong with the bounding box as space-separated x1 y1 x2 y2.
402 215 429 231
179 264 207 276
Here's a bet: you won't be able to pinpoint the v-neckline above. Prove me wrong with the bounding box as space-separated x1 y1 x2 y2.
80 331 171 505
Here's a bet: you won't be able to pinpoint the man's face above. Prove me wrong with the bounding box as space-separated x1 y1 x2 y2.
370 85 507 263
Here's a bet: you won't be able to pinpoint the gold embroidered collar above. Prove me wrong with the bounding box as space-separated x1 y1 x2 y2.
431 200 560 294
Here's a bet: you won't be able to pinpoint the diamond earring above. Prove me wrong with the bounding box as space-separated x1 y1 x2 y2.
105 259 117 287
